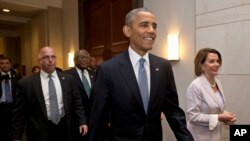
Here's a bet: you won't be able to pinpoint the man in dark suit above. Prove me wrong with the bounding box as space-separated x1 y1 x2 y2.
88 8 194 141
64 49 95 141
11 47 88 141
0 56 21 141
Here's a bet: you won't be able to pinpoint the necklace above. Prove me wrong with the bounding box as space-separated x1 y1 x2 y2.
210 82 216 88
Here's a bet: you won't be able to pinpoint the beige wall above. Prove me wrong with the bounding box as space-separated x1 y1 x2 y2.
0 0 62 8
19 23 32 76
0 35 21 66
19 7 63 76
15 0 77 75
48 7 63 69
62 0 79 70
0 37 6 54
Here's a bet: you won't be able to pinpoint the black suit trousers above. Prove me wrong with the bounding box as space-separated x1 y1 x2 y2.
0 103 13 141
46 116 68 141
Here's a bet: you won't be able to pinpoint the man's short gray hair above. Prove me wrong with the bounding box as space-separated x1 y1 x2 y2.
125 7 153 26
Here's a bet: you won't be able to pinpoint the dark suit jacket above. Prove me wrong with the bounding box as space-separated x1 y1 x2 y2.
0 70 21 141
11 71 86 141
64 67 95 121
88 51 194 141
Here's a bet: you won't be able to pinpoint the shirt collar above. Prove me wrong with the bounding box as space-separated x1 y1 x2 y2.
75 66 81 71
75 66 88 73
1 71 11 75
76 66 85 75
40 70 57 79
128 46 149 67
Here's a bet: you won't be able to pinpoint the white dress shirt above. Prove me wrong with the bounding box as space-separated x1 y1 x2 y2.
128 47 151 95
75 67 92 88
40 70 65 119
0 71 12 103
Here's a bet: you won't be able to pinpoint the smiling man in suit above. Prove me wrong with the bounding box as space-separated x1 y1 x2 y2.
11 47 88 141
64 49 95 141
88 8 194 141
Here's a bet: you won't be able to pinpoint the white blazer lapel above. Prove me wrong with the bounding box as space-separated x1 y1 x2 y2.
200 75 224 110
215 78 226 110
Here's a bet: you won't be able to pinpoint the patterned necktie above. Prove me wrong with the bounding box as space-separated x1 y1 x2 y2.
48 75 60 124
5 79 13 103
82 70 91 97
138 58 149 113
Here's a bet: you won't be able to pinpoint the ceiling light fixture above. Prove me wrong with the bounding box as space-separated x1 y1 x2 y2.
3 9 10 13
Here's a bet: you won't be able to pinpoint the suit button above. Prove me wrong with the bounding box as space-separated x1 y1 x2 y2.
145 123 149 128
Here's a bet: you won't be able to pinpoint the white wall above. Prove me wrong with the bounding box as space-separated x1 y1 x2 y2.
144 0 195 141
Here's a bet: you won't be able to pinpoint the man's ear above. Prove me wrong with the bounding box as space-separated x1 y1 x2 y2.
123 25 131 37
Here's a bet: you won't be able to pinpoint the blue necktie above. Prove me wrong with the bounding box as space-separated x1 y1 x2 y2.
82 70 91 97
48 75 60 124
5 79 13 103
138 58 149 113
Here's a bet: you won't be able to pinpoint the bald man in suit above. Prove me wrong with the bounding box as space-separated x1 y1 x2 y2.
11 47 88 141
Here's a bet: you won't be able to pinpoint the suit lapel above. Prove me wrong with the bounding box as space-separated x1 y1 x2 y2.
200 75 224 110
73 68 94 99
215 79 225 110
33 74 48 118
87 69 95 85
118 51 145 112
147 54 160 114
72 68 86 93
10 71 16 94
57 72 68 112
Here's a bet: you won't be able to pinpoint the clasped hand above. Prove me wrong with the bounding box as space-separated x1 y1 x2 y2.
218 111 236 124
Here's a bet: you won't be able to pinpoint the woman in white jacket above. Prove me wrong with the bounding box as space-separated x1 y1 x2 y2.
186 48 236 141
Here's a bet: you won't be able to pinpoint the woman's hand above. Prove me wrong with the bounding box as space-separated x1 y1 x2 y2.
218 111 236 124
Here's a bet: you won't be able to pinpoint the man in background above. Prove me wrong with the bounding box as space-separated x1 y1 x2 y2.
64 49 95 141
11 47 88 141
0 56 21 141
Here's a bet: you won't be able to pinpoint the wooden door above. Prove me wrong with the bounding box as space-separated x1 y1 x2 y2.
79 0 142 63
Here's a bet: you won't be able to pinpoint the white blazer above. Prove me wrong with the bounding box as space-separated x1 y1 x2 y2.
186 74 226 141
